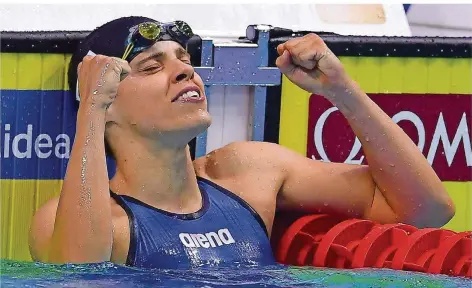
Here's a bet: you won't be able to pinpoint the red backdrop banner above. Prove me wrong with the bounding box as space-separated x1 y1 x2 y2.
307 94 471 181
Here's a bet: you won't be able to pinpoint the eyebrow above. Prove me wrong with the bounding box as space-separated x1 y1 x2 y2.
136 47 191 67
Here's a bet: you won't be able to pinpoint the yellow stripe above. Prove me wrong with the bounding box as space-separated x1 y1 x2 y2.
442 182 472 232
427 58 452 94
1 53 18 90
402 58 429 94
1 53 71 90
340 56 359 83
17 54 43 90
279 76 311 155
0 179 62 261
450 58 472 94
1 181 12 259
379 57 405 93
354 57 382 93
336 57 472 94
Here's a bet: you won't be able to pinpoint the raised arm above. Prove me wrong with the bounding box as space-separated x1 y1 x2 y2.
29 55 130 263
273 34 455 228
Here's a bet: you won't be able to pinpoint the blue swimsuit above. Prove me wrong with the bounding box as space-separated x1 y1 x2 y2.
110 176 276 269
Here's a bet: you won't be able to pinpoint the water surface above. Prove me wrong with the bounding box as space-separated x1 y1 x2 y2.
1 260 470 287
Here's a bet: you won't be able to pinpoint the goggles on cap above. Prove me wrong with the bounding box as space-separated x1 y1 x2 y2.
122 21 194 61
76 21 195 102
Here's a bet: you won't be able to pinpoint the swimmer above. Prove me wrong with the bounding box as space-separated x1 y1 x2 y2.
29 17 455 269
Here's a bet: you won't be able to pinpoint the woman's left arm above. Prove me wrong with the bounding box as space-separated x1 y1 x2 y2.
274 33 455 228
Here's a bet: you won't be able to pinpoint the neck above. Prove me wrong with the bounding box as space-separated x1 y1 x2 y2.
109 139 202 214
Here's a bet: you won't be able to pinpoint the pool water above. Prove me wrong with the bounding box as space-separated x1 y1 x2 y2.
1 260 470 287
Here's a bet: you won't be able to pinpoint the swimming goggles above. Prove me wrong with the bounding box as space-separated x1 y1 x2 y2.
121 21 194 61
76 21 194 102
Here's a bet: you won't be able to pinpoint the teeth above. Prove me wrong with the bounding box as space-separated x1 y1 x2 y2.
181 91 199 99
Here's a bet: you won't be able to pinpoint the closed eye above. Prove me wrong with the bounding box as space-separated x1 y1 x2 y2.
141 65 162 72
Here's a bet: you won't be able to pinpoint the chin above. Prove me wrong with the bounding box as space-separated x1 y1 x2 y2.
184 112 211 142
155 112 212 147
191 111 212 135
198 109 212 126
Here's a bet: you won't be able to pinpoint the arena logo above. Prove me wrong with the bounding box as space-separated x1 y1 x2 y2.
1 124 71 159
179 228 236 248
311 107 471 167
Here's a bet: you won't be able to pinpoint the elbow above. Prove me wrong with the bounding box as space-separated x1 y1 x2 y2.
429 209 455 228
407 199 456 229
439 200 456 226
432 191 456 227
418 184 456 228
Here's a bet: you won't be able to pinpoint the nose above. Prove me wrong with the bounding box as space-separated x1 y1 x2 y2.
171 61 195 84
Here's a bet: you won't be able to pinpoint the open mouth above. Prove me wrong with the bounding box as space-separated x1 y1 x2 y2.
172 86 205 103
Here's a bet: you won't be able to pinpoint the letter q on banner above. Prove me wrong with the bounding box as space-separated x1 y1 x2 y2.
306 93 471 182
313 106 364 164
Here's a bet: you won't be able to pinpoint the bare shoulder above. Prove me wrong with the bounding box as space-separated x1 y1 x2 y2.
194 141 287 179
29 197 60 262
193 141 289 234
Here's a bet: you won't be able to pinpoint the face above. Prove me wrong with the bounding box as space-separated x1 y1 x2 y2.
107 40 211 146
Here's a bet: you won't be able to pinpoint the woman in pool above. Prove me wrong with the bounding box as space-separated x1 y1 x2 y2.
29 16 455 269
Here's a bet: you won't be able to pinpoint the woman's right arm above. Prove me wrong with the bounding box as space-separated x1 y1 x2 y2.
29 55 130 263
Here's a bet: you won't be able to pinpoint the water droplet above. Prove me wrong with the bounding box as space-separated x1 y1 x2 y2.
365 137 370 142
324 202 328 207
389 164 395 167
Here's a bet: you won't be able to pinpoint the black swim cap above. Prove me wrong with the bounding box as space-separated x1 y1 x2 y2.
67 16 157 94
68 16 202 102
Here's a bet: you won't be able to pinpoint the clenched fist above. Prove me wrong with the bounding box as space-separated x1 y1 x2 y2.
77 55 131 110
276 33 349 97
